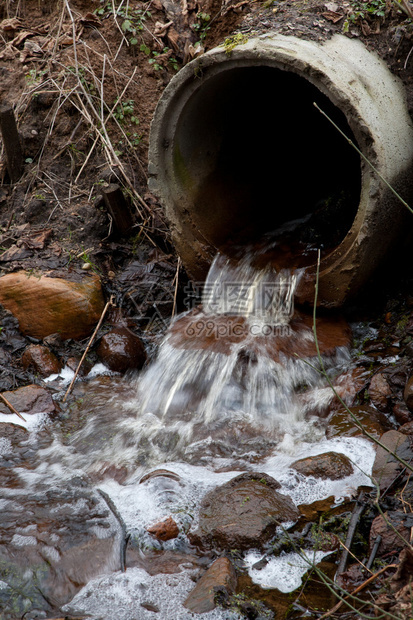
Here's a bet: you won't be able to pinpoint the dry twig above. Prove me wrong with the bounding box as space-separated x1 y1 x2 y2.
63 295 115 402
0 393 26 421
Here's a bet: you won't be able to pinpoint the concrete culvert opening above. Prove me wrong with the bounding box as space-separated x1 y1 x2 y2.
174 66 361 255
149 34 413 306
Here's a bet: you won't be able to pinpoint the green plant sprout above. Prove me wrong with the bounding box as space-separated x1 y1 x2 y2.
95 1 152 49
343 0 388 31
113 99 140 126
192 11 211 42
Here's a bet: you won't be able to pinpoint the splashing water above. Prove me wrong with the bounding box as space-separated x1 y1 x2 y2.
133 250 350 456
0 247 376 620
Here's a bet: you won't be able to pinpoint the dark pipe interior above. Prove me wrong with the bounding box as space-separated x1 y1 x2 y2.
174 66 361 263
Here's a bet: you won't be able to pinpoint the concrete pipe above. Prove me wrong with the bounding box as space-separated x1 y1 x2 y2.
148 34 413 307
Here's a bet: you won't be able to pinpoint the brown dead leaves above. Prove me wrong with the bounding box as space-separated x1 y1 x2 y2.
0 12 100 62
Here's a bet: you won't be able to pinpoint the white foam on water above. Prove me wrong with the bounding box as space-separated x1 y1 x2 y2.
259 436 376 506
0 436 12 454
99 463 237 532
87 362 115 378
244 549 332 592
11 534 37 546
43 363 116 386
43 365 75 384
62 567 242 620
0 411 49 432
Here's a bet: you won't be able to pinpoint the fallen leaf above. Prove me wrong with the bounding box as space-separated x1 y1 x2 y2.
0 18 23 33
79 12 101 27
361 19 371 36
0 245 32 262
321 10 344 23
22 228 53 250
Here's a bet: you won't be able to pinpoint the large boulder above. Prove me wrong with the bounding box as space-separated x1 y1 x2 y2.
0 270 105 340
189 472 299 551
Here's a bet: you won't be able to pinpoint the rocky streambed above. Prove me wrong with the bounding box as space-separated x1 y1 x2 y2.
1 265 413 619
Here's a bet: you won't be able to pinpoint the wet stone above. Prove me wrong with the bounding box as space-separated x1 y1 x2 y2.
184 557 237 614
369 512 412 557
0 270 105 340
393 401 411 426
369 372 392 411
403 375 413 412
21 343 61 377
298 496 336 521
326 405 389 441
0 479 123 619
0 384 56 415
96 327 147 373
372 430 413 492
291 451 354 480
189 472 299 551
147 516 180 542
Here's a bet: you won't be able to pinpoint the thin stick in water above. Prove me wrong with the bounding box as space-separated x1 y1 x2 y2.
0 393 26 422
63 295 115 402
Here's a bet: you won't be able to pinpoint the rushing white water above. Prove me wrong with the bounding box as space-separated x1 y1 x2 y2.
0 250 376 620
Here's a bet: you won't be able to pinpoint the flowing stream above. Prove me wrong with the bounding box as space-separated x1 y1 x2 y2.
0 246 376 619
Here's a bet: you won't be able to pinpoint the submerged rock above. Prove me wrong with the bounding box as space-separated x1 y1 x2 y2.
0 270 105 340
291 451 354 480
326 405 388 440
184 557 237 614
0 481 123 619
189 472 299 551
96 327 147 372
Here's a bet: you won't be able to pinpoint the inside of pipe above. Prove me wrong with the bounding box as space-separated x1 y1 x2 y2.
173 66 361 265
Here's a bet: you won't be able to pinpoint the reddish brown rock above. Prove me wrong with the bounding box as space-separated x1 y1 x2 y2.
189 472 299 551
147 516 179 542
369 373 392 411
66 356 93 377
372 430 412 492
96 327 147 372
21 344 61 377
399 420 413 435
169 308 350 362
326 405 388 441
184 557 237 614
0 270 105 339
393 401 411 426
329 368 370 411
298 496 336 521
403 375 413 412
291 452 354 480
369 512 410 557
0 384 56 415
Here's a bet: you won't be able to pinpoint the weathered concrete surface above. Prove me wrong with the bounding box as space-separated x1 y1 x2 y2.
149 34 413 307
